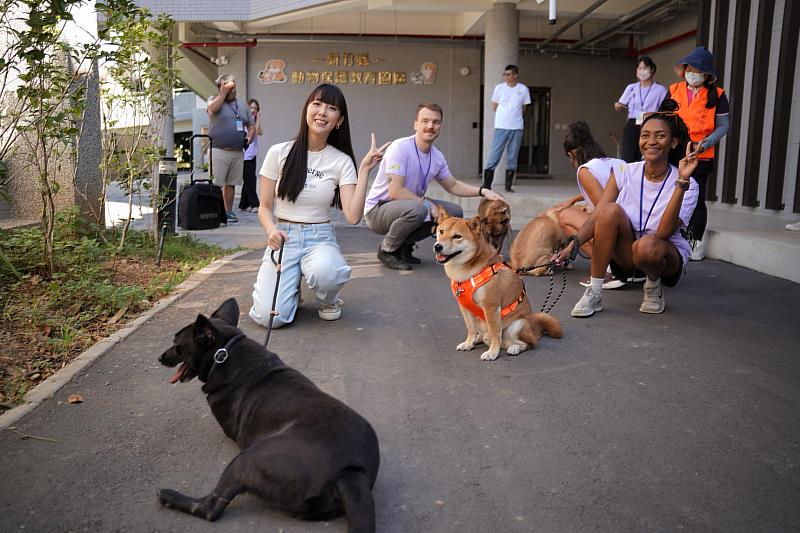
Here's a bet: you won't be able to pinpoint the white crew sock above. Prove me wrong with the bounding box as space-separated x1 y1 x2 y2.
590 277 604 293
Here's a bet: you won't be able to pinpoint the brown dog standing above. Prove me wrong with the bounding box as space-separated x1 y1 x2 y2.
477 198 511 253
434 211 562 361
510 206 569 276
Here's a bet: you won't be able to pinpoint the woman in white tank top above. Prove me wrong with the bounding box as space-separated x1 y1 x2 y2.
556 122 625 259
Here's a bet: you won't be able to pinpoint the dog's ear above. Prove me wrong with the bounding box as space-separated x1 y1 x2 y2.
467 215 483 235
436 208 451 225
211 298 239 326
194 314 218 346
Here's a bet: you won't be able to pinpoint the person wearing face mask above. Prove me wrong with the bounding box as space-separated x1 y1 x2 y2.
614 56 668 163
670 46 730 261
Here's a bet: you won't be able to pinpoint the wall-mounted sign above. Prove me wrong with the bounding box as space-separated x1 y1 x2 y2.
258 59 288 84
257 53 436 87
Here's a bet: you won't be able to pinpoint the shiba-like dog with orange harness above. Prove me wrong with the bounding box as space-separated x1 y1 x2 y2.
433 210 562 361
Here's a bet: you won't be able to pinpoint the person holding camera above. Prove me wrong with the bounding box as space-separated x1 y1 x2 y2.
207 74 254 223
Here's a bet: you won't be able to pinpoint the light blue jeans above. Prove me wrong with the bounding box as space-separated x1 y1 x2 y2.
485 128 524 171
249 222 351 328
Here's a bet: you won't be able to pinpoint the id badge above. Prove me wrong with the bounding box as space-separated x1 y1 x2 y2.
635 112 644 126
236 120 244 132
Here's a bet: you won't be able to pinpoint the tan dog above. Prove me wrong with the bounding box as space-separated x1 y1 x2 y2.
477 198 511 253
510 206 568 276
433 211 562 361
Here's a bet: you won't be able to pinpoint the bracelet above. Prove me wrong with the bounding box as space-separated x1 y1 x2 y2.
478 186 485 197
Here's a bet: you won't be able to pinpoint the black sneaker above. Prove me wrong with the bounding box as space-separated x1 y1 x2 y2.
377 247 412 270
399 241 421 264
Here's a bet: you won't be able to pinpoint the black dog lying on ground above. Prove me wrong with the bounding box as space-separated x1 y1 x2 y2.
158 298 380 532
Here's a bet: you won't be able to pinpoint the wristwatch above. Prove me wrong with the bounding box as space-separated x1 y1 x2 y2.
677 179 690 191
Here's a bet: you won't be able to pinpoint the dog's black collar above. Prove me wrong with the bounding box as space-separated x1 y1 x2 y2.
206 333 246 381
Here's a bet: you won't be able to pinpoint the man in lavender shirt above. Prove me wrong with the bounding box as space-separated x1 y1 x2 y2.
364 102 505 270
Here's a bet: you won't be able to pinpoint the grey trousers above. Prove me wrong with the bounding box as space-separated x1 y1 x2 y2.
364 198 463 252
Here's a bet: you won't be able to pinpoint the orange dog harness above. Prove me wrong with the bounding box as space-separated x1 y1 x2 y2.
451 262 526 321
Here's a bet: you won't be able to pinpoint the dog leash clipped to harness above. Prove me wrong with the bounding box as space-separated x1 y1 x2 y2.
207 332 246 381
452 262 526 321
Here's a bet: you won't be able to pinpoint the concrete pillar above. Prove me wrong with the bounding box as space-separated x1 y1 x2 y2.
483 2 519 177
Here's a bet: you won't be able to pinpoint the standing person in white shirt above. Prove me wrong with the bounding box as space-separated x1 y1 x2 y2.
249 84 389 328
482 65 531 193
614 56 669 163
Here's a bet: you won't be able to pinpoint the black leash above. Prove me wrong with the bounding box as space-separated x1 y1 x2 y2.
263 237 285 348
514 235 579 313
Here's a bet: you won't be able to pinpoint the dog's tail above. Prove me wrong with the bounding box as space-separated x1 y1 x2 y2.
533 312 563 339
335 468 375 533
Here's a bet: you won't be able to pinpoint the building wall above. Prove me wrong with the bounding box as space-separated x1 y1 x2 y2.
516 52 633 178
243 42 483 180
705 0 799 216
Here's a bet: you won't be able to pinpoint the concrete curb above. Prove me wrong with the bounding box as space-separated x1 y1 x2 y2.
0 250 252 429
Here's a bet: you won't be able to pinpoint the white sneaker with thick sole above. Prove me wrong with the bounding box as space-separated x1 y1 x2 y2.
786 221 800 231
571 288 603 317
639 279 665 314
690 239 705 261
318 299 343 321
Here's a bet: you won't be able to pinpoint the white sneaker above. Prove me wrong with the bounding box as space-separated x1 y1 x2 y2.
579 272 625 290
318 299 343 321
571 287 603 317
690 239 705 261
639 278 665 314
786 221 800 231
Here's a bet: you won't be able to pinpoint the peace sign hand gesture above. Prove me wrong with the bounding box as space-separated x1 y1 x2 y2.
678 141 700 181
360 133 391 173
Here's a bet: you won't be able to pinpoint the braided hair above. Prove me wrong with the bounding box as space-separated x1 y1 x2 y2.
641 98 692 166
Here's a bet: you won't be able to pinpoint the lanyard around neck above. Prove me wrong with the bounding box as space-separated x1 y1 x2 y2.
638 83 653 109
228 100 240 119
413 139 432 185
639 164 671 237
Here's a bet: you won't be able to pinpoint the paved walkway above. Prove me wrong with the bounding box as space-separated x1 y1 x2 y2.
2 192 800 531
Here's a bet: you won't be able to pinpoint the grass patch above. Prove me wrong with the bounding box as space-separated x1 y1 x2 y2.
0 212 225 410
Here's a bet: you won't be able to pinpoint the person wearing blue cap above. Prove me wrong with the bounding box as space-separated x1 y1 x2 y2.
670 46 730 261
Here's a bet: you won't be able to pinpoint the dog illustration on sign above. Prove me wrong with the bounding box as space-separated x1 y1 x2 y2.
411 62 437 85
259 59 287 84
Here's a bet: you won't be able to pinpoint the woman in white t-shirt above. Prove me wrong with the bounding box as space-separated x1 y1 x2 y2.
556 100 699 317
249 84 389 328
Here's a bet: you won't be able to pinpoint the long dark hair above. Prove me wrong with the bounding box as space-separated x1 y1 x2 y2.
641 98 691 167
563 121 607 165
702 76 719 109
278 84 356 207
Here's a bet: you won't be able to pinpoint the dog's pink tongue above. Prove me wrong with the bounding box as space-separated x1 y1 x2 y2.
169 362 188 384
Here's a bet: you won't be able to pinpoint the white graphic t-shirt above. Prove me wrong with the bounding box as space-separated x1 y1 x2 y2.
260 141 357 223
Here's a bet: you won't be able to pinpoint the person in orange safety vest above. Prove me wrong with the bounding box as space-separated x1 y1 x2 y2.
670 46 729 262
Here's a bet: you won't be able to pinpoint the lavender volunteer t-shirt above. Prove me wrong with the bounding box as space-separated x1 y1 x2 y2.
364 136 451 213
615 161 699 261
618 82 668 120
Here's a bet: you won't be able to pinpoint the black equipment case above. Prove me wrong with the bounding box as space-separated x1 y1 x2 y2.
178 134 227 230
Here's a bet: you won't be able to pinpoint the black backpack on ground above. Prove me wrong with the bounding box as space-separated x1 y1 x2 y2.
178 135 227 230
